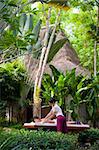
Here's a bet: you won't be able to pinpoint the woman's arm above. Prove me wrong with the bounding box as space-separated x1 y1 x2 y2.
42 111 55 123
44 111 53 119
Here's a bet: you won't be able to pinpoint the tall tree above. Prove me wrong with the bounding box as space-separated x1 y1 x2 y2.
94 4 99 76
33 8 61 118
58 0 98 72
33 1 69 117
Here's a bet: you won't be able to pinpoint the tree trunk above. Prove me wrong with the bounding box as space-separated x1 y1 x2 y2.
33 8 61 118
94 6 99 76
33 7 51 118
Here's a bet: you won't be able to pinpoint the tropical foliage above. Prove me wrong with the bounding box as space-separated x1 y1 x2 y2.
77 73 99 126
0 60 26 98
0 0 98 127
0 60 29 123
41 66 99 126
0 0 70 118
0 128 99 150
0 12 42 63
37 0 99 72
61 8 98 72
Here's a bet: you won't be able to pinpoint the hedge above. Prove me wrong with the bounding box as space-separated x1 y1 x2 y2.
0 128 99 150
78 128 99 145
0 128 78 150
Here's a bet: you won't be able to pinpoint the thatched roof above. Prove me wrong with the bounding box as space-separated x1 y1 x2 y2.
49 32 90 76
24 30 90 82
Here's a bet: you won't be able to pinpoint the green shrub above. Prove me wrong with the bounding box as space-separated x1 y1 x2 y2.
0 128 78 150
89 142 99 150
78 128 99 145
0 117 6 126
9 124 23 129
0 128 99 150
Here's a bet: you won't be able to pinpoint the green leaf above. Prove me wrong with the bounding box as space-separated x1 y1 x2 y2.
47 38 67 63
49 65 61 82
32 19 42 42
57 74 64 88
77 77 86 90
23 15 30 34
77 86 89 94
0 2 5 10
29 14 33 30
19 13 27 33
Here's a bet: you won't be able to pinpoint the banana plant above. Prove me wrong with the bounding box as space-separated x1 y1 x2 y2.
42 65 70 114
0 12 42 63
76 74 99 127
18 13 42 53
42 66 90 119
42 65 99 123
63 69 81 119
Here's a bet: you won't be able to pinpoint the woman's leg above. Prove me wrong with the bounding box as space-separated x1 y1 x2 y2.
57 116 67 133
62 117 67 133
57 116 63 132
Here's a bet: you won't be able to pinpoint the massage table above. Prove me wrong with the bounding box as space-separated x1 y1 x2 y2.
23 121 90 132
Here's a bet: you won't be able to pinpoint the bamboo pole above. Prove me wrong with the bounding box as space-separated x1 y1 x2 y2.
33 7 51 118
33 7 51 98
33 47 46 98
38 10 61 88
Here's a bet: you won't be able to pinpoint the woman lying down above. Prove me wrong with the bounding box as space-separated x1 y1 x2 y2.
32 98 83 133
33 117 81 125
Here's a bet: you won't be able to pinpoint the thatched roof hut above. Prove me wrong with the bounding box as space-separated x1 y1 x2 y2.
24 30 90 82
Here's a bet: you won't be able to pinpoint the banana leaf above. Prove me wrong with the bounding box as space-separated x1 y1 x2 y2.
47 38 67 63
19 13 27 34
23 15 31 35
32 19 42 42
77 76 87 90
49 65 61 82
